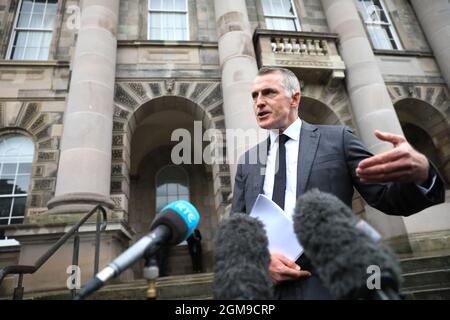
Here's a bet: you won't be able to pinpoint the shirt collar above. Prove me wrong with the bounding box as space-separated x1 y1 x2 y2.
269 117 302 145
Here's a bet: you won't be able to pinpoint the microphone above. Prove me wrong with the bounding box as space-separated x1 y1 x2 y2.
293 189 402 300
75 200 200 300
213 213 273 300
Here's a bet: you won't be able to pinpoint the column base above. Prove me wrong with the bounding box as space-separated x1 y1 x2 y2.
46 193 115 215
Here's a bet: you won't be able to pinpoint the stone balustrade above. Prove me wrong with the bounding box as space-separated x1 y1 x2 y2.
253 29 346 84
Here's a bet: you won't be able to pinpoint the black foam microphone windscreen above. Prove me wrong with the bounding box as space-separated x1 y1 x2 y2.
294 189 402 300
214 214 273 300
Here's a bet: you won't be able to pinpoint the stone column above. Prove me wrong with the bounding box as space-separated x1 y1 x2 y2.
321 0 404 154
320 0 411 248
411 0 450 90
47 0 118 213
214 0 266 186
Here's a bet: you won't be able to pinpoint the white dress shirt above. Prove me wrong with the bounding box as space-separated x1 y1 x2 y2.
263 118 302 220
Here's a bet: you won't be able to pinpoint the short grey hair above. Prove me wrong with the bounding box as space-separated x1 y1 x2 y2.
257 67 301 97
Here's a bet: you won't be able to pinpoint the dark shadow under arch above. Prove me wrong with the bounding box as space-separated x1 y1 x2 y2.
299 97 342 125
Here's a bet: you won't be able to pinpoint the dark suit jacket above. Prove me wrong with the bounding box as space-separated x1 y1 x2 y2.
231 121 445 299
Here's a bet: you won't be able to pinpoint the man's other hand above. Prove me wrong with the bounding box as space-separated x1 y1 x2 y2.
356 130 430 185
269 252 311 284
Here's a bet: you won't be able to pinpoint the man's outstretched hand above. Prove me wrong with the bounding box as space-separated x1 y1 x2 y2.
356 130 430 185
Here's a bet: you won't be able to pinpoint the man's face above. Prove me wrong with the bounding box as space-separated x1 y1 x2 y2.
251 72 300 131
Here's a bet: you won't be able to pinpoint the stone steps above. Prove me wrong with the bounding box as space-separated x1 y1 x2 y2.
16 254 450 300
402 287 450 300
400 254 450 274
401 269 450 291
23 273 214 300
399 252 450 300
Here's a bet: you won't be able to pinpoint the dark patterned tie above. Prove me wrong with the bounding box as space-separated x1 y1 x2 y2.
272 134 290 210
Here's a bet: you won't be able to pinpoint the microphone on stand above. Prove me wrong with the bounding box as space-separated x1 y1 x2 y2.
75 200 200 300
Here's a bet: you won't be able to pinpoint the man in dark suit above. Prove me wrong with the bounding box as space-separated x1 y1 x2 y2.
231 67 445 299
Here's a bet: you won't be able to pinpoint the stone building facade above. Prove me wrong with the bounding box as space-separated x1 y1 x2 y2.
0 0 449 295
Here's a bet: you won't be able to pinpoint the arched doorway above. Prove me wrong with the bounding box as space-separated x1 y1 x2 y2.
128 96 218 277
395 98 450 186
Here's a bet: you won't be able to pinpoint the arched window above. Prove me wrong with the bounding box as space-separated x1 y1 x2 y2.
0 134 34 226
155 165 189 212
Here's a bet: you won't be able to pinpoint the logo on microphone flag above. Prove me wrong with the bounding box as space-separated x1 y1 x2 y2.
163 200 200 240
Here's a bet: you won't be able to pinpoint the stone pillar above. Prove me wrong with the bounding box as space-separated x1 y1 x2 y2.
214 0 266 186
321 0 411 248
47 0 118 213
411 0 450 90
321 0 404 154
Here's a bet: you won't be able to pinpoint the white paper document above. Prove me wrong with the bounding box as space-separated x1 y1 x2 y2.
249 194 303 261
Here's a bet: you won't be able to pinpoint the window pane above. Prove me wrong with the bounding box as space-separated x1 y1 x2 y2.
22 0 34 13
150 0 162 10
150 12 161 28
266 17 296 31
38 48 49 60
13 32 28 50
30 0 46 28
18 163 32 174
46 0 58 15
156 196 166 211
24 47 39 60
262 0 272 15
368 25 393 49
156 184 166 196
149 13 162 39
168 195 178 204
30 12 44 28
18 13 31 28
162 0 174 11
179 185 188 195
33 1 47 14
28 32 42 47
175 0 186 11
0 176 15 194
0 218 9 225
14 175 30 194
12 47 24 60
0 198 12 218
167 183 178 195
43 13 56 29
155 166 189 211
272 0 283 16
2 163 17 175
12 197 26 217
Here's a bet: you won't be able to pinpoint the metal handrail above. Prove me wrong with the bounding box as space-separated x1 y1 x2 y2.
0 205 108 299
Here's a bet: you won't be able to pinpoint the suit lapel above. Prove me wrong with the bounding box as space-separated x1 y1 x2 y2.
254 137 269 194
297 122 320 198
